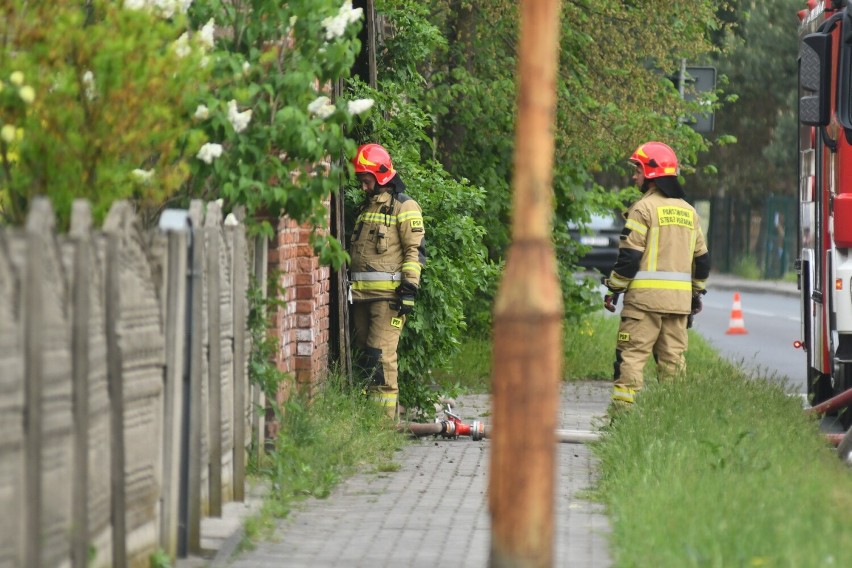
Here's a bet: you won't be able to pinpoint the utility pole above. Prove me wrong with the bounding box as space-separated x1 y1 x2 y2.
488 0 563 566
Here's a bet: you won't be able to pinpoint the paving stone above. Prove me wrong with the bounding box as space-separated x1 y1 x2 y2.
205 381 612 568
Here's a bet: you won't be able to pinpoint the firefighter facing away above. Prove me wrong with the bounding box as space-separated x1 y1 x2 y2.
349 143 426 419
603 141 710 409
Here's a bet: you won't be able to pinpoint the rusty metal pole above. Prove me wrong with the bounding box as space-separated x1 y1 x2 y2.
489 0 562 566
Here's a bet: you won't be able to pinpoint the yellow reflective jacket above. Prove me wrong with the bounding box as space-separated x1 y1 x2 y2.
607 187 709 314
349 190 426 302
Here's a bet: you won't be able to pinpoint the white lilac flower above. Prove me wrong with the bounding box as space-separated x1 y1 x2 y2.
347 98 374 115
308 96 336 119
82 70 95 100
224 213 239 227
18 85 35 104
343 1 364 24
199 19 216 51
324 1 363 39
200 56 210 68
174 33 191 58
289 16 298 28
196 142 223 164
194 104 209 120
242 61 251 74
154 0 177 19
322 3 363 40
1 125 16 143
227 100 252 133
124 0 192 16
308 96 331 115
132 168 155 182
316 105 335 119
9 71 24 86
322 13 347 40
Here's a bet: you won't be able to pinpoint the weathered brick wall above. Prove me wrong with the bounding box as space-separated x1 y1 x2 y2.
269 216 331 402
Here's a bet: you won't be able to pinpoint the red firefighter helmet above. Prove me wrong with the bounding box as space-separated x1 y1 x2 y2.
629 141 679 179
352 143 397 186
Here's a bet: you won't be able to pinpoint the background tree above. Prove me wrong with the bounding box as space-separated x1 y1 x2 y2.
182 0 370 267
0 1 209 225
421 0 724 251
688 0 800 203
364 0 727 332
1 0 371 273
344 2 499 409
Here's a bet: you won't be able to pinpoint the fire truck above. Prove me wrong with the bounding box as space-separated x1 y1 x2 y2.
797 0 852 427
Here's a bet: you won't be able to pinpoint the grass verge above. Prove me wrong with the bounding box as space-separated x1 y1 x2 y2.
243 372 406 549
593 331 852 567
440 313 852 565
432 335 492 392
434 312 628 389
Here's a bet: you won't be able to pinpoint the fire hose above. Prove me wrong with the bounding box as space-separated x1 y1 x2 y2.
804 387 852 463
397 407 600 444
806 386 852 418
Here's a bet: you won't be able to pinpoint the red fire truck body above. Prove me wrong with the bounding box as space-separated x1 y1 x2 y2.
797 0 852 425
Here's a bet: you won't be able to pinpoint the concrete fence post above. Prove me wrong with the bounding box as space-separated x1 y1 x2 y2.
186 200 206 553
104 222 128 568
158 212 190 558
230 218 248 501
23 200 47 568
70 201 93 568
205 203 223 517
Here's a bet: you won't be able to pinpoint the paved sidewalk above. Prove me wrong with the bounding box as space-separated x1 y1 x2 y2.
213 381 612 568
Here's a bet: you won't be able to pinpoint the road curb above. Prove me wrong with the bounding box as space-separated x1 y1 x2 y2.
708 278 799 299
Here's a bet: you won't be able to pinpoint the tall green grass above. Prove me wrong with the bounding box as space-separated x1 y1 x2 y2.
435 313 643 388
243 372 405 547
440 313 852 565
563 314 621 380
432 336 492 392
593 332 852 567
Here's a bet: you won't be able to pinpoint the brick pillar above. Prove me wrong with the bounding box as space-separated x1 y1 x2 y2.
268 215 331 405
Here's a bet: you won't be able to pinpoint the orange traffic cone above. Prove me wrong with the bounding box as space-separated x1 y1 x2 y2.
725 292 748 335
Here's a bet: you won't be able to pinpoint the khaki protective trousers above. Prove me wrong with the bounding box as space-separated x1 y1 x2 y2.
352 300 405 418
612 308 688 404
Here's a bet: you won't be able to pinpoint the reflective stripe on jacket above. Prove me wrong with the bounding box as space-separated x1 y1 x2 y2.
609 187 709 314
349 190 426 302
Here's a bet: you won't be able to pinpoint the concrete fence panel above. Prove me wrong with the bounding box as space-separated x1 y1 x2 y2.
0 229 24 568
204 201 235 514
2 197 258 566
104 201 166 567
21 199 74 568
67 201 112 568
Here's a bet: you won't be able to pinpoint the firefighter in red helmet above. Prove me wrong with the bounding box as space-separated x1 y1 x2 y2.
603 141 711 413
349 143 426 419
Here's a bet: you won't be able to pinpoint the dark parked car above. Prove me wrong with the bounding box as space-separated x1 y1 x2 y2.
568 212 624 273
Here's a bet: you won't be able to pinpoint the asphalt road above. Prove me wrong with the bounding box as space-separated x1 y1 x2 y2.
693 288 805 394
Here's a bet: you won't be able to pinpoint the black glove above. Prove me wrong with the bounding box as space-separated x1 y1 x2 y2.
393 281 418 316
691 293 704 316
604 292 619 313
